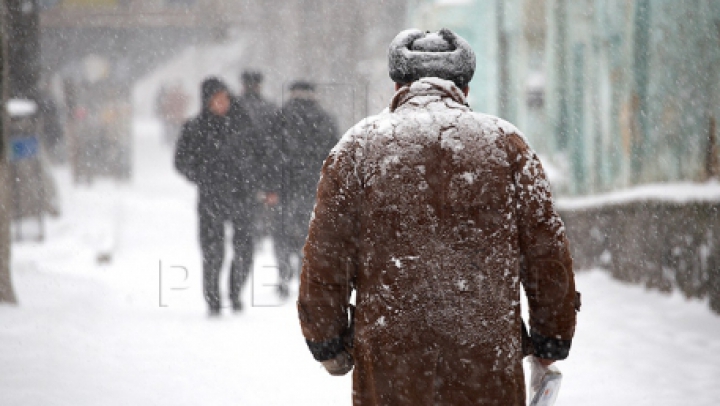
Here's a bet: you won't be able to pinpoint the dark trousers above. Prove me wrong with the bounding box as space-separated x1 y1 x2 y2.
275 233 305 283
270 199 308 284
198 204 253 310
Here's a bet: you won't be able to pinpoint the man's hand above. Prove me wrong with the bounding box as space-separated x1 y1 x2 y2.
321 351 354 376
255 191 279 206
264 192 279 206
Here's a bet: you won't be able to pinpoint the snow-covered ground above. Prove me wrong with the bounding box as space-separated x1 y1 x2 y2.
2 119 720 405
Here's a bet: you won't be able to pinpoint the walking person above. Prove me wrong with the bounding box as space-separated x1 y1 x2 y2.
156 83 189 145
297 29 580 404
276 80 338 297
174 77 255 316
232 70 283 240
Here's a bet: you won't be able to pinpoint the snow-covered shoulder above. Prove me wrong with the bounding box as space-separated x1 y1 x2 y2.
328 110 389 161
469 111 527 141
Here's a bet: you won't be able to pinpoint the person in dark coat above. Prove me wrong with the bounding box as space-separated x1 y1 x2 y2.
276 80 338 297
37 89 65 163
298 29 580 405
233 70 283 209
232 70 290 297
174 77 256 315
156 83 189 145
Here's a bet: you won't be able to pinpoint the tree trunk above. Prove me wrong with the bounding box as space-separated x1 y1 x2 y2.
0 0 18 305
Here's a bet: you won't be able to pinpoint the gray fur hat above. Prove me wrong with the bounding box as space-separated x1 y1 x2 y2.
388 28 476 88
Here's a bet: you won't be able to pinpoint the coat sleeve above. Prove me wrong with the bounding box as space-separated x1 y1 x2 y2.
508 133 579 360
174 121 200 183
297 140 360 361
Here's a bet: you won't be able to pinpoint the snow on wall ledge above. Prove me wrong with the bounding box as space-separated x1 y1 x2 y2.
555 182 720 315
556 181 720 211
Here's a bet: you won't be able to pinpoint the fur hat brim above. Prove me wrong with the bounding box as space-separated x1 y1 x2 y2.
388 28 476 89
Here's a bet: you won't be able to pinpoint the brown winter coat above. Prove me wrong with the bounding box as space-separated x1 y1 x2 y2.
298 78 578 405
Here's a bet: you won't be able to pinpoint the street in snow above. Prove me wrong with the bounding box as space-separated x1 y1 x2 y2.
2 120 720 406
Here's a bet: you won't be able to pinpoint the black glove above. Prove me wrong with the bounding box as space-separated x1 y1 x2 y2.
321 351 354 376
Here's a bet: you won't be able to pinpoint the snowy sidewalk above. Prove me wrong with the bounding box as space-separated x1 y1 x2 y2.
2 120 720 405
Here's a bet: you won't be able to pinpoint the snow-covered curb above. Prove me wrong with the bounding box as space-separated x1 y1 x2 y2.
556 181 720 211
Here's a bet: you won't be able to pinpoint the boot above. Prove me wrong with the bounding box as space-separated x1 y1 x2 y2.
277 282 289 300
208 305 221 317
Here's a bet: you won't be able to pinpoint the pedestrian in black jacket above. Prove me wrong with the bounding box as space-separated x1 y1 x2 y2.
232 70 288 298
276 80 339 297
174 77 256 316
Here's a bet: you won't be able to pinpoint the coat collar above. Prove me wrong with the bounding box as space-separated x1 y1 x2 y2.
389 77 469 112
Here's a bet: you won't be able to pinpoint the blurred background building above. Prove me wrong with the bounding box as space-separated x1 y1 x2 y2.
34 0 720 196
39 0 408 139
410 0 720 195
2 0 718 197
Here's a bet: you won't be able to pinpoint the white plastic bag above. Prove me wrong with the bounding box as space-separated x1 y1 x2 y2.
528 356 562 406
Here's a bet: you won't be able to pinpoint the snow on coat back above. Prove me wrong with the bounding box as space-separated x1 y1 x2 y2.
320 78 539 346
300 76 575 404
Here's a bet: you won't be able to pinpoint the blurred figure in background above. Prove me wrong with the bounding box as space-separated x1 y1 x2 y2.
174 77 256 316
67 79 133 183
36 87 65 164
233 70 282 239
276 80 338 298
235 71 278 135
156 82 189 145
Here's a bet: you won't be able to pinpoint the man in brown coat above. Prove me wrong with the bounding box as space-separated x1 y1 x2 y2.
298 29 579 405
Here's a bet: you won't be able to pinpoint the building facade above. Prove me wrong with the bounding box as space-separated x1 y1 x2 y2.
410 0 720 196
